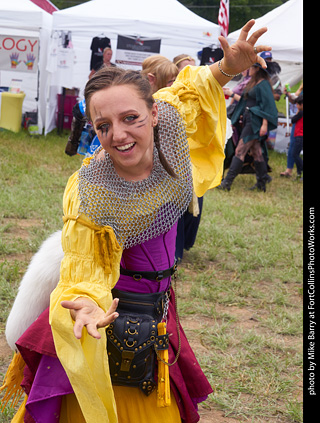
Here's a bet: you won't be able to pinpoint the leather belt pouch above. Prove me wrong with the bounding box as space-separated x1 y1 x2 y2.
106 288 169 395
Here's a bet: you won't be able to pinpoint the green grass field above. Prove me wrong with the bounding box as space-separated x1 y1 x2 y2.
0 129 302 422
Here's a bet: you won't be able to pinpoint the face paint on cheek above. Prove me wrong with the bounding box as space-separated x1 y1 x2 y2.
136 115 148 128
92 108 109 136
96 124 109 137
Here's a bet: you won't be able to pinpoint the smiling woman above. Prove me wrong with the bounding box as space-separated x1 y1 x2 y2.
90 84 157 181
2 20 271 423
85 67 177 181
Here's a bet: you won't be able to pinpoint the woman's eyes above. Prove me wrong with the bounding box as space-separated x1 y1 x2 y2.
125 115 139 123
97 115 139 135
97 123 109 135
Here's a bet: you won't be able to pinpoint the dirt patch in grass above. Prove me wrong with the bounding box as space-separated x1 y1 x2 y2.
0 217 302 423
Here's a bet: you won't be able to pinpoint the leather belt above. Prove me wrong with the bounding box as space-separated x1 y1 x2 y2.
120 262 177 282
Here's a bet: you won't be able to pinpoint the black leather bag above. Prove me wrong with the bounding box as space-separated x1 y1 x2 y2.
106 289 169 396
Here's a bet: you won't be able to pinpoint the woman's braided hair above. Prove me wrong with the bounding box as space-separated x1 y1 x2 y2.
85 66 177 178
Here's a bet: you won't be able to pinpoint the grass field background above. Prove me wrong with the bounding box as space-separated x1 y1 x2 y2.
0 128 303 422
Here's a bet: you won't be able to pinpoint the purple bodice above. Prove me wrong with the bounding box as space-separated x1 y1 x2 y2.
115 222 178 294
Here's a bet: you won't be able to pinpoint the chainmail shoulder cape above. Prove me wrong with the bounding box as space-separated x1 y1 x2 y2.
78 99 193 249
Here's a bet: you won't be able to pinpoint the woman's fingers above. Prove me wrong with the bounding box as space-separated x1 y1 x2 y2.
236 20 271 59
247 26 268 46
256 55 267 69
218 35 230 53
97 311 119 329
73 318 86 339
96 299 120 330
61 300 83 310
85 322 102 339
254 45 272 55
61 297 119 339
107 298 119 316
238 19 256 41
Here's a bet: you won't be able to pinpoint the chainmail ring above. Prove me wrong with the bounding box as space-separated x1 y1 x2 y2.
78 100 193 249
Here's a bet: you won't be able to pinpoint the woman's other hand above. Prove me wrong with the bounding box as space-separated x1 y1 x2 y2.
61 297 119 339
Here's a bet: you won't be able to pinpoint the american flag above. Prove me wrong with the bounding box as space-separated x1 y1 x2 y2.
218 0 230 38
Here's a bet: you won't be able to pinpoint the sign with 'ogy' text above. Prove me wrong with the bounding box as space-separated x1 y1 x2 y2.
0 36 39 73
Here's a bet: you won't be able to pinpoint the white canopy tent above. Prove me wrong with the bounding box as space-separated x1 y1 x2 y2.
0 0 53 133
227 0 303 86
45 0 221 134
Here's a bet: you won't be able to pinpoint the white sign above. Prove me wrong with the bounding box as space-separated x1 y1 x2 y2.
0 35 39 73
273 117 292 154
115 35 161 70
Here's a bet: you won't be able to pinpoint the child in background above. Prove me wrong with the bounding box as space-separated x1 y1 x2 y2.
291 94 303 180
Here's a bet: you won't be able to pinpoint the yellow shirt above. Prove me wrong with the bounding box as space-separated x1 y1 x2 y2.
49 65 226 423
49 172 122 423
154 65 226 197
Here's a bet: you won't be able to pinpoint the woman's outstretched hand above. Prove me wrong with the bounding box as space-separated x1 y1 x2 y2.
61 297 119 339
211 19 272 86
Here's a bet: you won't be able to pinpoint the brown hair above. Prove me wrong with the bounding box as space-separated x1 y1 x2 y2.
243 65 273 97
84 66 177 178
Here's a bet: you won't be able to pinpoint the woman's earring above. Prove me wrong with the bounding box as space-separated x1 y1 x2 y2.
152 114 157 127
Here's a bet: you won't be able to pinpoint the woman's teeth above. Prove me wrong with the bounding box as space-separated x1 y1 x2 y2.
116 142 135 151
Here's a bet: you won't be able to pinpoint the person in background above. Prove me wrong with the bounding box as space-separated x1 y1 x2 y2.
280 82 303 177
102 47 116 67
223 67 272 187
226 69 251 105
89 47 116 78
64 98 91 156
291 93 303 180
224 69 251 140
173 54 196 72
260 51 282 101
171 54 203 262
140 55 179 92
218 62 278 192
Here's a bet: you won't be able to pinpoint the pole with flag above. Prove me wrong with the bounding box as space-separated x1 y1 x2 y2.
218 0 230 38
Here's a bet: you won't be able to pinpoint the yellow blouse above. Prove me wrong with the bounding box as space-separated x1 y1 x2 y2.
49 173 122 423
48 65 226 423
154 65 226 197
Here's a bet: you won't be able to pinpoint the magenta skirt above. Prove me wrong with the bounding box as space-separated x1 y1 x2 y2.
16 288 212 423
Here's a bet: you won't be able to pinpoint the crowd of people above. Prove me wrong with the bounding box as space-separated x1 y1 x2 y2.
0 19 302 423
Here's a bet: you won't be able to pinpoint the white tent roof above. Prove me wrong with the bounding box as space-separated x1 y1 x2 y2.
227 0 303 86
228 0 303 64
52 0 219 40
0 0 52 32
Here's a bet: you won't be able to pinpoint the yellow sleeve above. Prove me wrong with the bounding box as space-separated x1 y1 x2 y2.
153 65 226 197
49 169 122 423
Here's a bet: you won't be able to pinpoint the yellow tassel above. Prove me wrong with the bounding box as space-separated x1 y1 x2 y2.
0 352 25 411
157 322 171 407
11 395 27 423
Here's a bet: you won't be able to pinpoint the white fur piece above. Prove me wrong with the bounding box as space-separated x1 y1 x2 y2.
5 230 63 350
